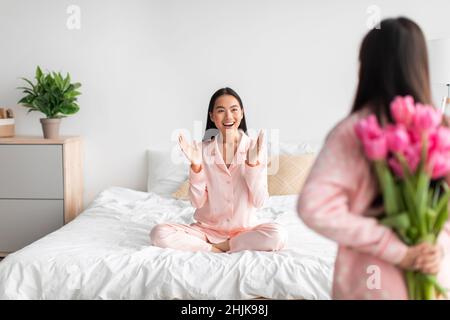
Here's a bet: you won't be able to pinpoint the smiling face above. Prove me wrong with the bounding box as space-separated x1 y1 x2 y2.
209 94 244 136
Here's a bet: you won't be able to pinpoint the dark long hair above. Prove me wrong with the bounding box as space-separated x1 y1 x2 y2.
203 87 248 141
351 17 432 122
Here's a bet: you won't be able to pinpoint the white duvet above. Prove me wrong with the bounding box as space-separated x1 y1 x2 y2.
0 187 337 300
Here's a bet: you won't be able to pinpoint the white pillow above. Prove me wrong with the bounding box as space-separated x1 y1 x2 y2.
147 148 190 197
268 141 322 156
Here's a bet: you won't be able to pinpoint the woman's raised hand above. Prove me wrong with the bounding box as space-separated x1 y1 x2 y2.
178 134 202 166
246 130 265 166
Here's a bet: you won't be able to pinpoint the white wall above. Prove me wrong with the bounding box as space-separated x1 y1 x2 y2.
1 0 450 207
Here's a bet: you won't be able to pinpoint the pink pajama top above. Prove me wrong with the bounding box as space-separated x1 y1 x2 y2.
298 109 450 299
188 132 269 243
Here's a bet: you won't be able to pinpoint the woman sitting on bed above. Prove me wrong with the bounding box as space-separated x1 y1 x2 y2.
150 87 287 253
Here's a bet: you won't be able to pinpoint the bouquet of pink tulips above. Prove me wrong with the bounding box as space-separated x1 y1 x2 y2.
355 96 449 300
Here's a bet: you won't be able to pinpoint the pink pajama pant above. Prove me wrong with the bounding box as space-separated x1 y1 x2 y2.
150 222 287 253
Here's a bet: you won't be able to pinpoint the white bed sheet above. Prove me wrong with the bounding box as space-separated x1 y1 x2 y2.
0 187 337 300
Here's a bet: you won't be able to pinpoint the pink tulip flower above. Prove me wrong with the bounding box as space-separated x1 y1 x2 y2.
404 143 421 173
363 136 388 161
387 143 421 177
433 127 450 151
386 124 410 153
390 95 415 127
355 115 383 143
427 149 450 179
412 104 442 135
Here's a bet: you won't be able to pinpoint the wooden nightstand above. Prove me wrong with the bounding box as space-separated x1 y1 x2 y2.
0 136 83 257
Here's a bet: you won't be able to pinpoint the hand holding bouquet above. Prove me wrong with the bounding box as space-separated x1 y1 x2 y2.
355 96 449 300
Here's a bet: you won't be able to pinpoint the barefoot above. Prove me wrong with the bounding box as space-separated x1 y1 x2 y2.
213 239 230 252
210 246 224 253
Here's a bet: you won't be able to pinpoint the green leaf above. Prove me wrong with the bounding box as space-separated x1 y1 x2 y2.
21 90 35 96
19 77 36 91
433 189 450 237
62 73 71 91
36 66 43 79
435 186 450 216
401 179 418 228
423 274 449 299
416 171 430 237
375 161 400 216
17 86 34 92
431 181 442 209
380 212 410 231
18 96 31 104
426 208 437 233
59 103 79 115
406 271 416 300
53 72 62 90
407 227 419 241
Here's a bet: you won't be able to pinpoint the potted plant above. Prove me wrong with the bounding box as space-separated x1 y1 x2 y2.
17 66 82 139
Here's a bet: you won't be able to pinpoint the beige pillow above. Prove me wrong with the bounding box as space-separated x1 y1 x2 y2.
172 180 190 200
171 154 316 199
268 154 316 195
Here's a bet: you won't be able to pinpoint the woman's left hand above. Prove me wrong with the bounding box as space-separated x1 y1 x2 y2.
246 130 265 166
414 243 444 275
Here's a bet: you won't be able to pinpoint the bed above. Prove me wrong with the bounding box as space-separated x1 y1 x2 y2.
0 186 336 300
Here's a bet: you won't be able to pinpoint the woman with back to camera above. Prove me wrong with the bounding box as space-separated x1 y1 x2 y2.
150 87 287 253
298 17 450 299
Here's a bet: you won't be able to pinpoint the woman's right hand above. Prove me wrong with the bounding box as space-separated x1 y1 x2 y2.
397 242 443 274
178 134 202 171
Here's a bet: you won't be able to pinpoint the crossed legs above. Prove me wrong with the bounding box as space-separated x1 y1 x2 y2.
150 222 287 253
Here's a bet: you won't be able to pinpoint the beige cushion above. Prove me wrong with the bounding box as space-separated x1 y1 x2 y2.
268 154 316 195
171 154 316 199
172 180 190 200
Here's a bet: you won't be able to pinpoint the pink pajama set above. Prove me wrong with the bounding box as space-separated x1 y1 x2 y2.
150 132 287 253
298 108 450 299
